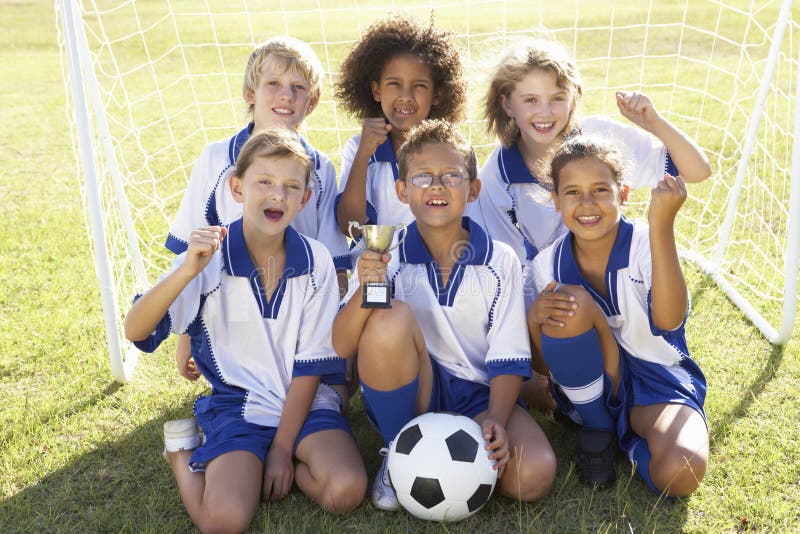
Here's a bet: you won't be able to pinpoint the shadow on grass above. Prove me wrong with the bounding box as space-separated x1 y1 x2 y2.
708 343 785 454
0 381 124 450
0 390 692 533
689 271 787 454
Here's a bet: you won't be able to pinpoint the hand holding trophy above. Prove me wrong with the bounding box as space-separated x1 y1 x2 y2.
348 221 407 309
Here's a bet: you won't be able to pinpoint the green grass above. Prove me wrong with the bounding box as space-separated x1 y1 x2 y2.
2 0 799 532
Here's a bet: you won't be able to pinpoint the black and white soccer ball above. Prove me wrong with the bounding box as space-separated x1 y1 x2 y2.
387 412 498 522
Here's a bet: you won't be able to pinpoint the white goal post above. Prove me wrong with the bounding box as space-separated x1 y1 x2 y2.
57 0 799 383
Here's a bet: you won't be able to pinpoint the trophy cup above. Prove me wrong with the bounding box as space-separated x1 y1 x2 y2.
348 221 406 309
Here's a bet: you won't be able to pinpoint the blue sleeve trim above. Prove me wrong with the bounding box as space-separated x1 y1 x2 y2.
365 201 378 226
487 358 532 380
292 356 346 378
165 234 188 255
320 371 347 386
664 151 678 177
333 254 353 271
130 294 172 353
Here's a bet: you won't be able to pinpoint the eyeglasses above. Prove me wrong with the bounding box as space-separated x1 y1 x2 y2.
406 172 467 188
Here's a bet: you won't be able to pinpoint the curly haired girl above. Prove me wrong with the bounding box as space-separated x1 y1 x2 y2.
334 13 466 234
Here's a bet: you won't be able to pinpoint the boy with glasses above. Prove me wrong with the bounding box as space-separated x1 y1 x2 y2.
333 119 556 511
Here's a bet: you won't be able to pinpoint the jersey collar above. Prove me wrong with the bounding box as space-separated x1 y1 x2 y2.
498 143 551 190
369 137 400 181
553 218 634 317
399 217 494 266
228 123 319 171
222 218 314 279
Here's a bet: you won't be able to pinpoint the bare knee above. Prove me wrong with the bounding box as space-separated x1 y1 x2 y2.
359 301 414 353
650 447 708 497
197 501 255 534
541 285 599 339
499 446 557 502
319 468 367 514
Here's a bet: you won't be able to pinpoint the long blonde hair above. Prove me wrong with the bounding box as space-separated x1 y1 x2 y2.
484 39 583 147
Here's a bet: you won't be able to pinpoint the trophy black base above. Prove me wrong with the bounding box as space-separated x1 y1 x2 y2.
361 282 391 309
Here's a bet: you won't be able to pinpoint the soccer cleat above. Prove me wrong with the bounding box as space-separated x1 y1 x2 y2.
372 447 400 511
163 418 201 453
575 428 617 488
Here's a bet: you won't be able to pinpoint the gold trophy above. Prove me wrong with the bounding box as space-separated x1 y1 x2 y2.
348 221 407 308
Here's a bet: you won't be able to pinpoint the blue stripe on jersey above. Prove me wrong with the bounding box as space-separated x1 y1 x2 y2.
486 358 532 380
369 137 400 181
293 356 345 378
165 233 188 254
131 294 173 353
222 219 314 318
498 143 552 190
228 124 253 166
553 218 634 318
400 218 493 307
664 150 678 177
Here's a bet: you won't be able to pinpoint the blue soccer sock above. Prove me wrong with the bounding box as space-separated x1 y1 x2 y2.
628 436 658 493
360 377 419 447
541 328 614 431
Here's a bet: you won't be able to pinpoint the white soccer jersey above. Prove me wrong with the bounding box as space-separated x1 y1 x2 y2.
467 115 678 263
136 220 343 427
337 135 414 228
166 124 352 271
344 218 531 385
529 218 690 367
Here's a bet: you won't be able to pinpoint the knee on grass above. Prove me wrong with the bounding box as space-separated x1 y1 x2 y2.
196 501 256 534
318 467 367 514
498 447 557 502
650 447 708 497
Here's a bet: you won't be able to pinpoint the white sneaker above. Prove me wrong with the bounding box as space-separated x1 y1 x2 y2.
163 418 201 453
372 447 400 511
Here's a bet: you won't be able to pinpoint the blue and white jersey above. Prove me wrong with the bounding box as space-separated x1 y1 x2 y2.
529 218 689 367
136 220 344 427
467 115 678 263
344 217 531 385
166 124 351 271
337 135 414 228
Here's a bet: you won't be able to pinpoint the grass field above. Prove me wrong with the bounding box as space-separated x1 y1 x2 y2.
1 0 799 532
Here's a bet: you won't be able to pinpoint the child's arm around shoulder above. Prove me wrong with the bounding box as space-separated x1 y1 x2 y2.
648 174 688 331
616 91 711 183
124 226 227 342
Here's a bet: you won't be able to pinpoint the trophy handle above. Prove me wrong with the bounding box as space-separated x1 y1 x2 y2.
384 223 408 252
347 221 365 249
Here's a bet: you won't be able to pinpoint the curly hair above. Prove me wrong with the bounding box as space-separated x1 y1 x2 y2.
397 119 477 182
334 13 466 123
550 135 626 193
485 39 583 147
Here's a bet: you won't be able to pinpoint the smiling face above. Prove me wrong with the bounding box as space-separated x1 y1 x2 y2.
372 53 440 137
396 142 480 230
501 68 575 150
230 153 311 240
553 156 623 247
244 56 318 131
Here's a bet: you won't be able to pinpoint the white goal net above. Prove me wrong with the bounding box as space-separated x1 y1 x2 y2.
57 0 799 382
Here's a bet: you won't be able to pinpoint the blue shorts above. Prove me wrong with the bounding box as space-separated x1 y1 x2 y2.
188 407 352 472
428 357 525 418
551 347 707 455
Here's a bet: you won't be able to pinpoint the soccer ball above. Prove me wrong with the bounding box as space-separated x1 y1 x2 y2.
387 412 498 522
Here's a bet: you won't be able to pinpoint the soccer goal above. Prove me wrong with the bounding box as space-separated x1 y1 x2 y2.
57 0 799 383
